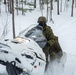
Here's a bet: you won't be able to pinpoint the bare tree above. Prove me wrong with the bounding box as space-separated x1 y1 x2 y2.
16 0 18 15
24 0 26 5
4 0 6 4
50 0 54 23
34 0 36 8
7 0 12 13
1 22 8 39
71 0 74 17
0 14 9 40
7 0 10 12
0 0 1 13
54 0 57 1
60 0 62 12
22 0 24 15
57 0 59 15
10 0 12 13
75 0 76 7
64 0 70 11
12 0 15 38
39 0 44 16
46 0 49 21
4 0 7 13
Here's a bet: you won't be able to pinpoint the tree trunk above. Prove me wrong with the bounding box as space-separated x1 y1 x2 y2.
4 0 7 13
71 0 74 17
75 0 76 7
4 0 6 4
12 0 15 38
16 0 18 15
0 1 1 13
22 0 24 15
34 0 36 8
54 0 57 2
46 0 48 21
10 0 12 13
24 0 26 5
57 0 59 15
7 0 12 13
60 0 62 12
50 0 54 23
39 0 44 16
8 0 10 12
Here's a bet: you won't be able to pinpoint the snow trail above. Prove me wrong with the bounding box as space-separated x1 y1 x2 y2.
45 53 76 75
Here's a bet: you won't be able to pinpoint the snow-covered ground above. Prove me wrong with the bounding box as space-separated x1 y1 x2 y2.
0 0 76 75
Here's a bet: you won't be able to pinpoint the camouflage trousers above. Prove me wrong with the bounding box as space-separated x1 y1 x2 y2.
43 40 63 64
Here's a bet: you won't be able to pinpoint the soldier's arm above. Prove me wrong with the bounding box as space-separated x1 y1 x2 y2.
46 26 55 46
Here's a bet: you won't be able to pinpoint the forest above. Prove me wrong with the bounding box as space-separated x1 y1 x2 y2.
0 0 76 38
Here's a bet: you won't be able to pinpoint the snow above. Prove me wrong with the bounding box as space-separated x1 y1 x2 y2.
0 0 76 75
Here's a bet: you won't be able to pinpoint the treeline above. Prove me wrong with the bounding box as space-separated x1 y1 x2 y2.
0 0 76 17
0 0 76 38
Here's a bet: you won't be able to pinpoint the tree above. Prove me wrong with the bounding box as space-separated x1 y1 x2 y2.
0 0 1 13
57 0 59 15
46 0 49 21
16 0 19 15
39 0 44 16
64 0 69 11
34 0 36 8
71 0 74 17
50 0 54 23
10 0 12 13
4 0 6 4
22 0 24 15
4 0 7 13
24 0 26 5
0 20 9 40
75 0 76 7
60 0 62 12
54 0 57 2
12 0 15 38
7 0 12 13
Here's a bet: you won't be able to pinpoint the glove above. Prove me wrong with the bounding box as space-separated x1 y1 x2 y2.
46 42 50 47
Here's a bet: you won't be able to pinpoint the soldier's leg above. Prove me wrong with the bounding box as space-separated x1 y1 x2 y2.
43 47 49 71
49 40 63 62
54 40 63 58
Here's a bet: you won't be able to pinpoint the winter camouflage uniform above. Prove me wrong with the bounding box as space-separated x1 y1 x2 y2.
37 16 63 64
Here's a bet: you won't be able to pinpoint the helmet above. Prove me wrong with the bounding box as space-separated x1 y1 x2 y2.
37 16 47 23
